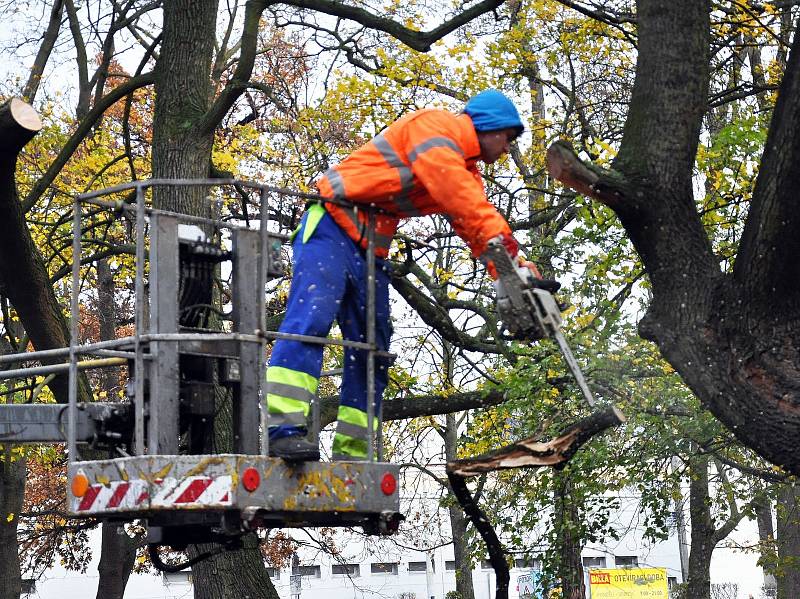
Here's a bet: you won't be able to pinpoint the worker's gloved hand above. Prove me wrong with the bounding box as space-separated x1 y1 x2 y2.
485 234 520 279
517 257 561 293
497 233 519 257
518 258 541 279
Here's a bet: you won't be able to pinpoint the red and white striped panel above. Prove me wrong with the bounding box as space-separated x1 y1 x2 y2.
73 480 149 514
151 475 232 508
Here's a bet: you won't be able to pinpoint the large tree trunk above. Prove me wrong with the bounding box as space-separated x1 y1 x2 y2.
685 453 712 599
96 524 138 599
755 494 777 596
0 98 77 404
152 2 275 597
446 412 476 599
95 258 139 599
152 0 217 215
553 471 584 599
547 3 800 475
776 484 800 599
0 449 25 599
0 96 91 599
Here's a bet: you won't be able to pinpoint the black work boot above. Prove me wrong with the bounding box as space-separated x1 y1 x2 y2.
269 436 320 461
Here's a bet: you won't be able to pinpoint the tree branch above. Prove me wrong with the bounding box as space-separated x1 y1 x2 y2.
199 0 268 136
446 405 625 476
275 0 506 52
315 389 507 429
21 0 65 103
545 140 629 209
734 12 800 307
391 275 503 354
23 72 155 212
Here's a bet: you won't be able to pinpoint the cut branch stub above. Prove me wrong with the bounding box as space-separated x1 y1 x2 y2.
0 98 43 155
446 405 625 477
546 140 627 208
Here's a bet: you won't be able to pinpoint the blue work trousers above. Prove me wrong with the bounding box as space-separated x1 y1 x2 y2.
266 208 392 457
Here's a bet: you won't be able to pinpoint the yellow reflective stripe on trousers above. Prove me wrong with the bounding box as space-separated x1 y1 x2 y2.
332 432 369 458
266 394 309 420
265 366 317 419
335 405 377 451
337 405 369 428
266 366 319 394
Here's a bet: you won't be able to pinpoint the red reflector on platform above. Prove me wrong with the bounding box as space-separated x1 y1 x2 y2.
380 472 397 496
242 467 260 492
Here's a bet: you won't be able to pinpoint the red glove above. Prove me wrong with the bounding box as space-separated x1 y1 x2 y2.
486 234 520 279
498 233 519 258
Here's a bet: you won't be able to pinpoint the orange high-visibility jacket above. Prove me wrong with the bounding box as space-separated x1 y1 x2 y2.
317 109 513 259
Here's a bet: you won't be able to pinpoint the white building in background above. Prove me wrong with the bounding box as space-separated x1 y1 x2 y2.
26 492 688 599
26 500 775 599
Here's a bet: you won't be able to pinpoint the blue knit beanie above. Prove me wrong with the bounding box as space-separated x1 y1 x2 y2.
464 90 524 138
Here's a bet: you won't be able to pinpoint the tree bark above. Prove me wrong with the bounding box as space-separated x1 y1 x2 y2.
776 484 800 599
95 524 138 599
447 473 509 599
446 412 476 599
755 495 777 595
553 471 584 599
22 0 66 103
686 453 712 599
0 450 25 599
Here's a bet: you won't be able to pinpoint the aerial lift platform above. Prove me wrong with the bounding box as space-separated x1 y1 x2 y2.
0 179 402 555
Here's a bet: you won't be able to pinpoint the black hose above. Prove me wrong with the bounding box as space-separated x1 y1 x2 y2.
148 543 221 573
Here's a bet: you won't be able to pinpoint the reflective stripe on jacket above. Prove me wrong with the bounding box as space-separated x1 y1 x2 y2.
317 109 513 258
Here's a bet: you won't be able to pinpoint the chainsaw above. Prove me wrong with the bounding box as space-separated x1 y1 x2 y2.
484 237 596 408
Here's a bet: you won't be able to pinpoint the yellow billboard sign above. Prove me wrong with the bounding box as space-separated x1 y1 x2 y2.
588 568 669 598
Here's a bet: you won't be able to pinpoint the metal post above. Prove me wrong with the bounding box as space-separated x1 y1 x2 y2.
148 213 180 455
232 228 261 454
68 196 81 462
134 185 146 455
365 209 376 463
258 188 269 456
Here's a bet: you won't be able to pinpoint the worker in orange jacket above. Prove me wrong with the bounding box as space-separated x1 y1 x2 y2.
266 90 533 461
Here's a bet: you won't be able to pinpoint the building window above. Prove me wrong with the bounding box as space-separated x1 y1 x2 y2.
408 561 427 573
615 556 638 567
582 556 607 569
163 571 192 584
668 577 678 589
266 567 280 580
514 558 542 570
371 562 399 575
445 560 456 571
293 565 321 578
332 564 360 577
481 559 494 570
